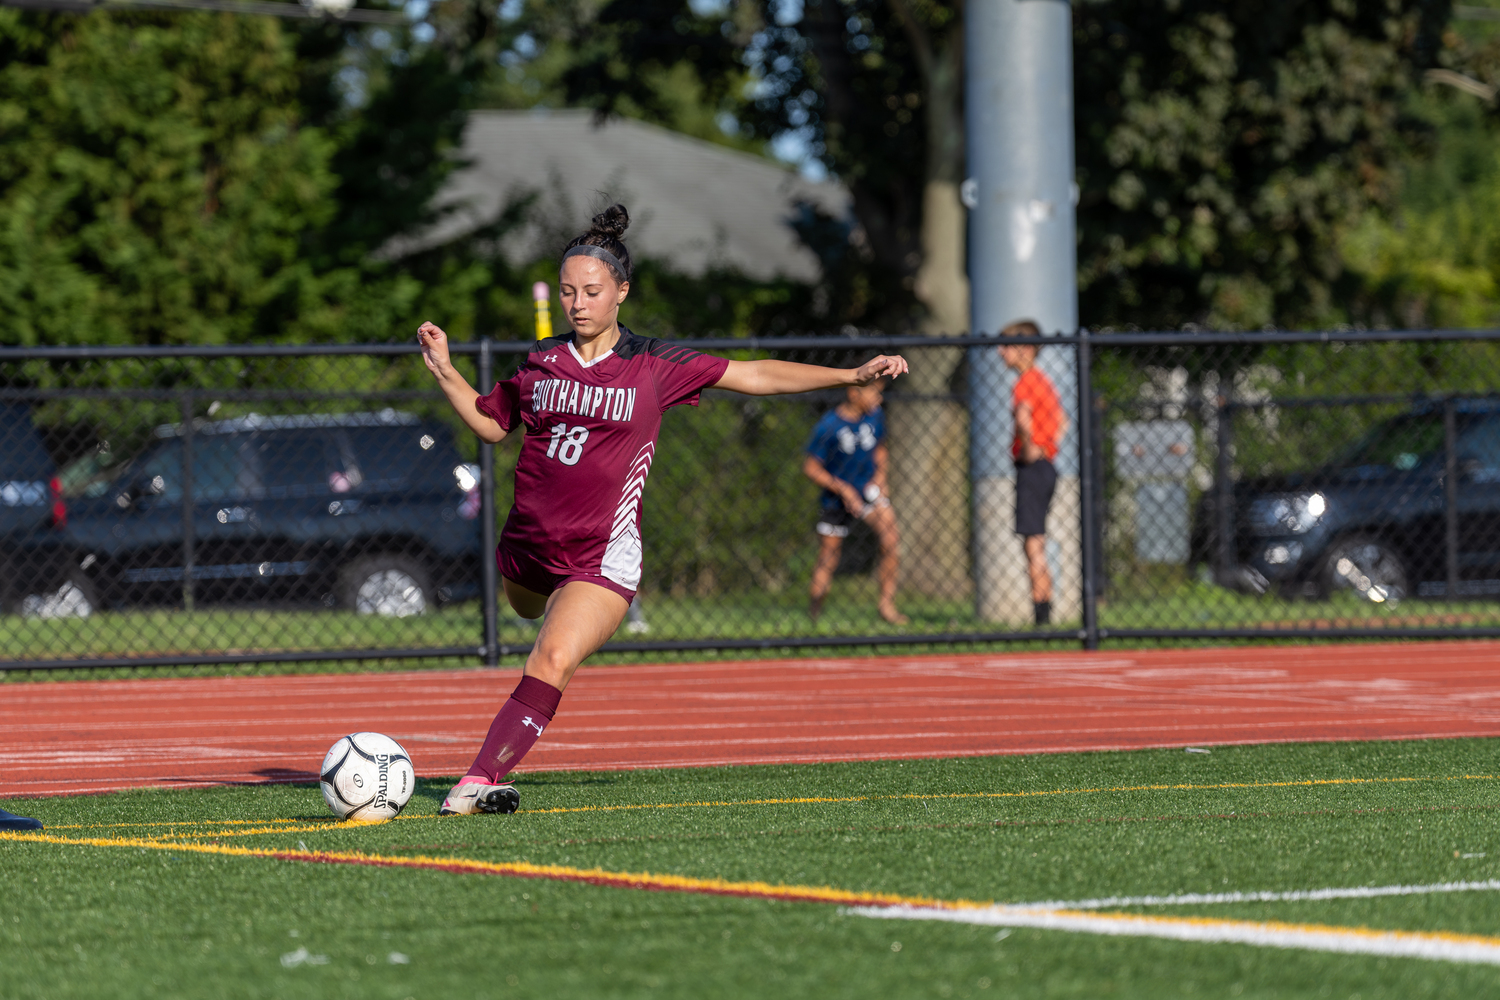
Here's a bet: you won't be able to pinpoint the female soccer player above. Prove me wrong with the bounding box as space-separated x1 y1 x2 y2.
418 205 908 815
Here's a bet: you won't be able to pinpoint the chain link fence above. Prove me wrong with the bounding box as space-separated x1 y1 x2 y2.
2 331 1498 673
1093 332 1500 641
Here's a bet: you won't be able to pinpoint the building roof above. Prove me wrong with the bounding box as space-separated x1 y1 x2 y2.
389 109 851 283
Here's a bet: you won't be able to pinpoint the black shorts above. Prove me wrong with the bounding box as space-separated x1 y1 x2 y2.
1015 458 1057 537
816 504 856 538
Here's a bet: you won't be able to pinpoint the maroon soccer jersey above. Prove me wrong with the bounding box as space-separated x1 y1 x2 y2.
475 328 729 591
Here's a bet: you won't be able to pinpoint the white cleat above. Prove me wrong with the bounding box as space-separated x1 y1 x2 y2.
439 777 520 816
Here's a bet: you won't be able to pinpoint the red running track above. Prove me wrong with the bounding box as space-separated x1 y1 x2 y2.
5 642 1500 798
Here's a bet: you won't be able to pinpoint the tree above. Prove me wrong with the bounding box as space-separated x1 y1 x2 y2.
0 9 340 347
1339 19 1500 329
564 0 1456 335
0 2 513 348
1074 0 1451 330
562 0 962 335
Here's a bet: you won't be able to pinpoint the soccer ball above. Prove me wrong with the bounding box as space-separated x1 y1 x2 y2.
319 732 416 822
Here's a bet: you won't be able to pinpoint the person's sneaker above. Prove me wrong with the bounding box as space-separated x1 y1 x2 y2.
0 808 42 832
439 777 520 816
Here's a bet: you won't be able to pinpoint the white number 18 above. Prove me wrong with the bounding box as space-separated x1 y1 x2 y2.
546 423 590 466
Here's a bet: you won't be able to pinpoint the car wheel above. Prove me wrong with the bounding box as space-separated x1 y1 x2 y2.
19 572 98 620
1320 536 1408 604
338 556 430 617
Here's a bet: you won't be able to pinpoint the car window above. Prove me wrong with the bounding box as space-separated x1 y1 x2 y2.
256 431 347 498
195 435 261 501
1459 417 1500 481
1337 413 1444 471
130 441 184 502
344 427 457 491
120 436 261 503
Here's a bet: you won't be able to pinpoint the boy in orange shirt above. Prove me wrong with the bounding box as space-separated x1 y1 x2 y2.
999 320 1067 625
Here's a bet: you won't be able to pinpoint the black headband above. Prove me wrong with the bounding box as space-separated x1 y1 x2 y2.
562 244 627 279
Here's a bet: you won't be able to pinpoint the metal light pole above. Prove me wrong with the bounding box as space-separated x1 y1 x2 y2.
965 0 1080 625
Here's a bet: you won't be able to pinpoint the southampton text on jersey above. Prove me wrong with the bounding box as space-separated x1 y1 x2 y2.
533 378 638 423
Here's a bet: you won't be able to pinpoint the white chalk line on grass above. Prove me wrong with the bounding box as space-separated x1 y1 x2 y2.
848 880 1500 965
1016 879 1500 911
849 904 1500 965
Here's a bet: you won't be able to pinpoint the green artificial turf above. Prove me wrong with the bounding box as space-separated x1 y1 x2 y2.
7 739 1500 998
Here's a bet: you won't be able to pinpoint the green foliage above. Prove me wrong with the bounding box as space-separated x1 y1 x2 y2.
560 0 925 331
0 10 340 347
0 4 529 349
1075 0 1452 331
0 0 1488 349
1336 20 1500 330
644 388 820 596
563 0 1463 332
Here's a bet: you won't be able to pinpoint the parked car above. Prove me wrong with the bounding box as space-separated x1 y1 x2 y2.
0 403 60 537
1203 399 1500 602
0 410 483 617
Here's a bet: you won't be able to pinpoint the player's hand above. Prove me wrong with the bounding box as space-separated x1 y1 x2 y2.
840 483 864 515
851 355 909 385
417 322 451 377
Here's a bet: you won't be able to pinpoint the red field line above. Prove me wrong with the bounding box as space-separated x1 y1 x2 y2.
4 641 1500 798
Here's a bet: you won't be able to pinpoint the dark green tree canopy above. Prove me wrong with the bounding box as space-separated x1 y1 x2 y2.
562 0 1453 331
0 0 1472 347
563 0 936 329
1075 0 1452 330
0 10 339 346
0 3 503 347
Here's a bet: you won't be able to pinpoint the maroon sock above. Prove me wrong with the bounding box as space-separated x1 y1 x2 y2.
465 676 563 783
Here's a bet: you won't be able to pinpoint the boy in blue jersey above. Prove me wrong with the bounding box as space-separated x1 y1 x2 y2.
802 380 908 624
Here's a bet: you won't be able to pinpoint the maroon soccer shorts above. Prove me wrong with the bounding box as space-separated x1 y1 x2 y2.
497 545 637 604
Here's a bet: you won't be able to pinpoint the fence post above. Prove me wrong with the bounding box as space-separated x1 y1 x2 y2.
1215 395 1235 581
1077 330 1099 650
478 339 500 666
1090 391 1107 629
179 391 196 613
1445 396 1459 601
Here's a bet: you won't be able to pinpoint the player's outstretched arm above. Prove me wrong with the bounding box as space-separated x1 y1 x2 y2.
802 455 864 515
714 355 908 396
418 322 508 444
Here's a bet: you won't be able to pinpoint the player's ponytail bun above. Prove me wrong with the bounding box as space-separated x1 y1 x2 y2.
589 204 629 241
562 203 633 284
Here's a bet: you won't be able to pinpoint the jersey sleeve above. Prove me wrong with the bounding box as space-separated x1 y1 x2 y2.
805 415 836 462
475 367 533 432
647 341 731 410
872 409 887 444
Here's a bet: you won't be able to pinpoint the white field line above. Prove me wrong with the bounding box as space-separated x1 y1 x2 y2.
1015 879 1500 911
849 904 1500 965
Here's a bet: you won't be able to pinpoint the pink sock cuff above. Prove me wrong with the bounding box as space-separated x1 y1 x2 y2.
511 675 562 720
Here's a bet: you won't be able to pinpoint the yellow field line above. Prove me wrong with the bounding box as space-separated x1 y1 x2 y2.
39 772 1500 832
10 827 1500 964
0 829 963 909
147 824 359 840
523 774 1484 816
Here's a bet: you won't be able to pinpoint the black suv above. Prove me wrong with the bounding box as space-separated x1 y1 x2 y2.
0 410 482 617
1215 399 1500 602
